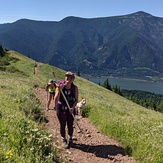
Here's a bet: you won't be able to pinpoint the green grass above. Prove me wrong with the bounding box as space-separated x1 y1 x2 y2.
0 77 59 162
1 50 163 163
0 51 61 162
82 83 163 162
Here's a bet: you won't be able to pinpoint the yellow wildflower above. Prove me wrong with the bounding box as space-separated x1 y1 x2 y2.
5 150 13 159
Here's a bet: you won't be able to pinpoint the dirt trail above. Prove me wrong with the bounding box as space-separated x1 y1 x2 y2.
34 88 136 163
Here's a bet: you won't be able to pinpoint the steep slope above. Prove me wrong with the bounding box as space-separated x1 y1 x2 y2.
1 50 162 162
34 88 136 163
0 11 163 77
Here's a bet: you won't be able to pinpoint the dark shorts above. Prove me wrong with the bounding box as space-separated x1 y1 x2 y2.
49 92 55 95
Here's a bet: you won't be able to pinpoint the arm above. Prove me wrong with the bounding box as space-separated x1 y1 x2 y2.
73 86 78 109
54 85 60 109
45 84 49 92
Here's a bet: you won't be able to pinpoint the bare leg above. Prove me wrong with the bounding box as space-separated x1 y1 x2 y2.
46 93 52 110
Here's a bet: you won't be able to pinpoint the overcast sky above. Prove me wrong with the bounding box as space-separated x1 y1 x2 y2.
0 0 163 24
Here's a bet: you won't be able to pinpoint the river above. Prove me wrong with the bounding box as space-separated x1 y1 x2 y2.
82 76 163 95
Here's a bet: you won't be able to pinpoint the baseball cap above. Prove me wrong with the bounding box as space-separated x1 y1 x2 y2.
48 79 54 85
65 71 75 78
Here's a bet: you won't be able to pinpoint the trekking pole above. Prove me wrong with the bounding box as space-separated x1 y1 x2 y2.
52 72 82 132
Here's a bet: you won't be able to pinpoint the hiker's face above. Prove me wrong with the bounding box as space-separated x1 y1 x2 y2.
50 83 54 87
65 75 74 83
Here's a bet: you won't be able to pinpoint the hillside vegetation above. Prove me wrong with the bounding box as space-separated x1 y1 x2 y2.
0 50 163 162
122 89 163 113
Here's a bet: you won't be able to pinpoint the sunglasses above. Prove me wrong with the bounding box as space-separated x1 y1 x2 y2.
66 75 74 79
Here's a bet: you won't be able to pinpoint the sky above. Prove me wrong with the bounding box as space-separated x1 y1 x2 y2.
0 0 163 24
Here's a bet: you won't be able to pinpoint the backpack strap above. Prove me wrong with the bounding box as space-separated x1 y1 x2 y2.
57 80 76 94
71 83 76 96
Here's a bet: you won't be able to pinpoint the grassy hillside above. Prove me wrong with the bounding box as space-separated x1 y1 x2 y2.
1 50 163 163
0 51 62 162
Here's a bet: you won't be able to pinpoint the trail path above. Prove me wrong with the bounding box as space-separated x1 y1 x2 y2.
34 88 136 163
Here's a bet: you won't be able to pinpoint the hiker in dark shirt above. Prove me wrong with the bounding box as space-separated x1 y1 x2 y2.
54 71 78 148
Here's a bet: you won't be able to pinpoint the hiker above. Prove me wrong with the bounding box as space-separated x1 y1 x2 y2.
45 79 56 110
54 71 78 149
33 62 37 75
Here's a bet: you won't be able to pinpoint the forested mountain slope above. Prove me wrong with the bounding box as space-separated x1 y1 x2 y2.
0 11 163 78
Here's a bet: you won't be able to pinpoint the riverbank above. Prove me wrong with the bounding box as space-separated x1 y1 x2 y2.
81 74 163 95
82 74 163 83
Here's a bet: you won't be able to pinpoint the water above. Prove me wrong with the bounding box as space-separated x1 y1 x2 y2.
82 76 163 95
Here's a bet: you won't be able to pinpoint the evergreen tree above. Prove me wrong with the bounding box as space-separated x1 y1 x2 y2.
112 84 122 95
76 71 80 76
103 78 111 90
157 100 163 112
0 45 5 57
112 85 118 93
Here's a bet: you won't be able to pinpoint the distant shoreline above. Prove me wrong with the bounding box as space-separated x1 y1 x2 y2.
81 74 163 95
81 74 163 83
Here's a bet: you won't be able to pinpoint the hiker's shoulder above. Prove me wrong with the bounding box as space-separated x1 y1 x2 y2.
72 83 78 91
72 82 77 87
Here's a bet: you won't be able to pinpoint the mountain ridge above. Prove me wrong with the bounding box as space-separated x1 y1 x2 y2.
0 11 163 78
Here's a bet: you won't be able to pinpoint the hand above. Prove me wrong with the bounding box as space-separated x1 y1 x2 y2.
58 81 65 89
69 108 74 114
55 83 59 88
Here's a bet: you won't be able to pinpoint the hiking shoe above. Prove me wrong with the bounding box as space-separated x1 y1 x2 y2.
62 138 68 149
67 138 73 148
46 107 49 111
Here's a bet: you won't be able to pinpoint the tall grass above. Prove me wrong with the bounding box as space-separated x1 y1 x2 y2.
1 50 163 162
74 72 163 162
81 81 163 163
0 77 59 162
